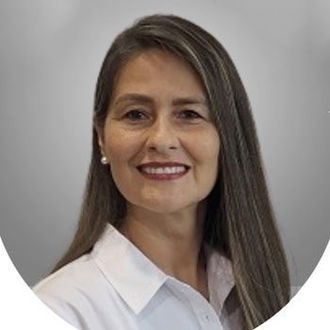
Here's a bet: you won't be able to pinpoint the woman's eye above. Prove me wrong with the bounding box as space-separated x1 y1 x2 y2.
123 109 148 121
178 110 203 120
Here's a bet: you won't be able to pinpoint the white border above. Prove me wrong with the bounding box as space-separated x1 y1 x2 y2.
0 235 329 329
0 237 74 329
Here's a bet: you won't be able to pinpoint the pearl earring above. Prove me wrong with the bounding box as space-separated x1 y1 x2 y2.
100 156 108 165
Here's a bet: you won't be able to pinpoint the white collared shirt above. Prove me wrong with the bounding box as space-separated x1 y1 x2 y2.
33 223 244 330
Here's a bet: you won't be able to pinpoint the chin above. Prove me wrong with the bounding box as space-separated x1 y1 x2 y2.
138 199 197 215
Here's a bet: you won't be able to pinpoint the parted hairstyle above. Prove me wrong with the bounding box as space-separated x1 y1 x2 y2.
51 14 291 329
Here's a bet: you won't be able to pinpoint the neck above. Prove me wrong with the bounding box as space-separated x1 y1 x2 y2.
118 204 208 294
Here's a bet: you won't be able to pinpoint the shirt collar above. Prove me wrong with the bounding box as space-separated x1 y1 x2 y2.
91 223 235 315
205 243 236 312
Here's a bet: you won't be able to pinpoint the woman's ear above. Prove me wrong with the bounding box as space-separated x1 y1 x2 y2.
95 126 106 156
98 136 106 157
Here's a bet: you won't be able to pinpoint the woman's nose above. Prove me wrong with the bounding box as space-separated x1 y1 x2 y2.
145 116 179 153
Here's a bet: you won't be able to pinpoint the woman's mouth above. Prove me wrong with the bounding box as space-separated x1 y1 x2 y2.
136 162 191 180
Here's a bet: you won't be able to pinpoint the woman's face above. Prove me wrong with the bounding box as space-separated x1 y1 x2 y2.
98 49 220 215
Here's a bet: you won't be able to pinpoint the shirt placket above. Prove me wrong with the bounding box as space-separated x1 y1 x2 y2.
169 280 225 330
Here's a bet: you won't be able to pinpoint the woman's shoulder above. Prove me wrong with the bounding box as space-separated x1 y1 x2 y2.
32 254 103 328
33 253 99 297
33 252 118 306
32 252 122 329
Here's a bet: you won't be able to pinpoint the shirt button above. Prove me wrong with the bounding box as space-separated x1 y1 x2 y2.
198 312 215 323
206 314 218 324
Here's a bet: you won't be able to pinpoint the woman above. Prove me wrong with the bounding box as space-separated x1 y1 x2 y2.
34 14 291 330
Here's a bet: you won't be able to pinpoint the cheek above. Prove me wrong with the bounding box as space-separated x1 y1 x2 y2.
104 128 138 164
105 135 135 194
195 131 220 168
103 130 143 194
195 132 220 192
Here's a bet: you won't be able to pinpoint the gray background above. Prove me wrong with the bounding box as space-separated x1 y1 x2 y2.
0 0 329 287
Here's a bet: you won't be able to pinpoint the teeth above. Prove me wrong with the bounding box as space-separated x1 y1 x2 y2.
141 166 186 175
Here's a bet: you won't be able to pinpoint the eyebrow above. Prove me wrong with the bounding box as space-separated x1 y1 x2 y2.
113 93 208 107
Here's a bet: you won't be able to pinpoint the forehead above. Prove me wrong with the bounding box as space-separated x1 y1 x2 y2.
112 49 206 101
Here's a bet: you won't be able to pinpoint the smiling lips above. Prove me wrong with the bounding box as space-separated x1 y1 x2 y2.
137 162 190 180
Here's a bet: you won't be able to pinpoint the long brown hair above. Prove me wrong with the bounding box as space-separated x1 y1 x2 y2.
52 14 291 329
